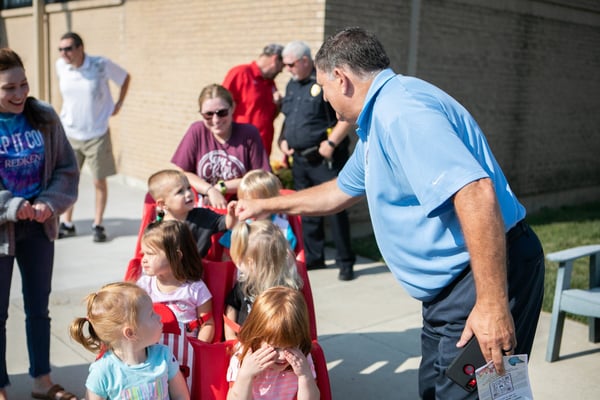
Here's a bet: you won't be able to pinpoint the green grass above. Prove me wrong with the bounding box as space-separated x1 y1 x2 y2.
351 201 600 323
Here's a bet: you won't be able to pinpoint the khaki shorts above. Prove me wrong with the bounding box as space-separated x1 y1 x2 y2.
68 131 117 180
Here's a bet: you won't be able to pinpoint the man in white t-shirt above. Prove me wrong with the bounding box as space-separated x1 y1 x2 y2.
55 32 130 242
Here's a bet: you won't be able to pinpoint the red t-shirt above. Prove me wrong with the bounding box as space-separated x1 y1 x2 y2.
222 61 278 156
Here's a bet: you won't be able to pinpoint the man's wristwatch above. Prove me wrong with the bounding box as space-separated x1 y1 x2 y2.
326 139 336 148
217 180 227 195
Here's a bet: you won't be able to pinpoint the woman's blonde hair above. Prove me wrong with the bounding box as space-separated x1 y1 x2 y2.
237 169 281 200
230 220 301 299
69 282 150 354
238 286 312 362
198 83 234 111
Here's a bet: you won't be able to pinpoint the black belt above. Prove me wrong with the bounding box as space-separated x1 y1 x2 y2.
506 220 528 244
293 146 322 162
293 145 319 153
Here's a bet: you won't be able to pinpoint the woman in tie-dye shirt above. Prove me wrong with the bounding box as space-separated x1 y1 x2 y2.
0 48 79 400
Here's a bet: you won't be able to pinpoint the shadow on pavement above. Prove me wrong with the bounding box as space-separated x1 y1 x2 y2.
66 217 141 242
320 329 422 399
556 347 600 361
353 263 390 278
5 363 88 399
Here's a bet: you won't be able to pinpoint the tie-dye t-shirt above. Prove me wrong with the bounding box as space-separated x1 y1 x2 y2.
0 112 44 199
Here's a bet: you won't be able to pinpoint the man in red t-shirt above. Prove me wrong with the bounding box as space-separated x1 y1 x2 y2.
223 44 284 157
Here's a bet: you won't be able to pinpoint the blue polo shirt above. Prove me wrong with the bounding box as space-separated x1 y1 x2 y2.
337 68 525 301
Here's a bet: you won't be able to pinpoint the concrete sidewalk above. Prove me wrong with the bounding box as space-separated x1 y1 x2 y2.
5 173 600 399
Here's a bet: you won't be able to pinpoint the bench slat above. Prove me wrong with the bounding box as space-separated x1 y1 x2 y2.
547 244 600 263
561 288 600 318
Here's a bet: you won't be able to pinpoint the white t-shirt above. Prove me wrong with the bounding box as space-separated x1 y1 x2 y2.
56 54 128 140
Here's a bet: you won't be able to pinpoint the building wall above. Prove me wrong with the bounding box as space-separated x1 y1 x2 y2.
1 0 599 220
43 0 332 182
323 0 411 73
414 0 600 211
323 0 600 212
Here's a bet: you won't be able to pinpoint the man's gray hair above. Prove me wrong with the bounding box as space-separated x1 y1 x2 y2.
282 41 312 61
315 27 389 77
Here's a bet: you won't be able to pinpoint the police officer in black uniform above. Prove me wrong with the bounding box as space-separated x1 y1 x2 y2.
279 41 356 281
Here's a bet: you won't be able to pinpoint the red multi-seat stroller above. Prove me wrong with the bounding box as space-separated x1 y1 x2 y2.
123 191 332 399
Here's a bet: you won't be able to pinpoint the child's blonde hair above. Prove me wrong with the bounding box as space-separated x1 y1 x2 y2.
147 169 188 201
141 219 204 282
70 282 150 353
238 286 312 362
237 169 281 199
230 219 301 299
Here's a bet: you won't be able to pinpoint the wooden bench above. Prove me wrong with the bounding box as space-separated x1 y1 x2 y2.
546 244 600 362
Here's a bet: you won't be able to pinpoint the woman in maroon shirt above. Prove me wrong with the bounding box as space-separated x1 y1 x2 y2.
172 84 271 210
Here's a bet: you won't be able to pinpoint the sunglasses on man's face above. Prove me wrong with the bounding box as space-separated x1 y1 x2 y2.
58 45 75 53
283 60 298 68
201 108 230 120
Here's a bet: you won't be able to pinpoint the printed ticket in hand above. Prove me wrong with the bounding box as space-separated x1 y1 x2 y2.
475 354 533 400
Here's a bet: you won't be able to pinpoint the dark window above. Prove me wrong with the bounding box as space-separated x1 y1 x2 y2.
1 0 71 10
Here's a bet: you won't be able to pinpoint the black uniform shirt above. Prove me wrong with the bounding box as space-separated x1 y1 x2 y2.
281 69 337 150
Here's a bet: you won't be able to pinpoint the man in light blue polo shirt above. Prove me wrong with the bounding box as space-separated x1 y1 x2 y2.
235 27 544 399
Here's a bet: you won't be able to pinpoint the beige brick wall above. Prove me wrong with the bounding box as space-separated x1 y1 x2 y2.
45 0 333 182
2 0 599 218
2 0 333 181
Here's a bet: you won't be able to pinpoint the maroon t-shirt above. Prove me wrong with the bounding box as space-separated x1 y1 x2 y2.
171 121 271 185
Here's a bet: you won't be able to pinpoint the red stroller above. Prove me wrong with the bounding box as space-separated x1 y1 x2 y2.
123 191 332 399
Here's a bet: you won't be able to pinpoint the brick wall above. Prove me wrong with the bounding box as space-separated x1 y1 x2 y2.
2 0 598 220
42 0 333 181
415 0 600 211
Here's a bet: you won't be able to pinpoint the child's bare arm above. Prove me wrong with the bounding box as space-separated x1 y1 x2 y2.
227 373 253 400
196 300 215 343
285 348 320 400
225 201 238 229
224 305 239 340
168 370 191 400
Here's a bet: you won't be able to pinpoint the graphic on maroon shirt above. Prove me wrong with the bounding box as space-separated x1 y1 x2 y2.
198 149 246 184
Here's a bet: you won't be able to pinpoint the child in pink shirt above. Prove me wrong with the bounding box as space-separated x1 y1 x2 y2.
226 286 318 400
